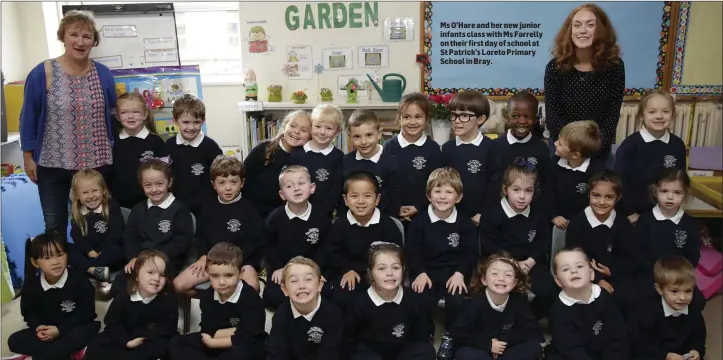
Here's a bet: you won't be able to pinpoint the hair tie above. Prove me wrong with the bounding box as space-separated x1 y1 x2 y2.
142 155 173 165
513 157 535 171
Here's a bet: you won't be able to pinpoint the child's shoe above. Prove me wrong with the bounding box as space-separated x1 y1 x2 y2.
436 332 454 360
70 347 86 360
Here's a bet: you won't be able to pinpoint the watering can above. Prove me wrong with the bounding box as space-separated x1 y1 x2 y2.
367 73 406 102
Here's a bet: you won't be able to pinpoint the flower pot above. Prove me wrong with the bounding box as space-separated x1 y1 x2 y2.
268 93 282 102
293 99 306 104
321 95 333 102
431 119 452 145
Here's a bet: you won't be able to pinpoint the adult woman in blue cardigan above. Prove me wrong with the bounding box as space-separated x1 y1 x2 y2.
544 4 625 168
20 10 118 232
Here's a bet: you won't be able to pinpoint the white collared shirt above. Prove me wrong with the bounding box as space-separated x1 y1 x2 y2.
147 193 176 209
485 289 509 312
347 208 381 227
120 127 150 140
219 193 242 205
652 205 684 225
398 133 428 148
428 204 457 223
176 132 205 147
81 205 105 216
557 157 591 172
501 198 530 218
285 202 312 221
214 281 244 304
506 129 532 144
40 268 69 291
368 286 404 306
455 131 484 146
662 297 689 317
303 142 334 156
640 127 671 144
558 284 602 306
291 295 322 321
355 145 383 163
584 206 615 228
130 291 158 304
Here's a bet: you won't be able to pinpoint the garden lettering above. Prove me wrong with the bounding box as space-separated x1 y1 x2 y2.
285 2 379 31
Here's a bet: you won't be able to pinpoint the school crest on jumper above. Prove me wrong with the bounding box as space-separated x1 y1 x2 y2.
94 220 108 234
191 163 205 176
139 150 155 162
527 157 538 166
674 230 687 248
306 228 320 244
448 233 460 248
60 300 76 313
392 323 406 338
375 176 384 188
227 219 242 232
592 320 603 336
528 230 536 242
576 183 588 194
502 323 514 331
663 155 677 168
607 243 613 253
158 220 172 233
316 168 329 182
229 317 240 327
307 326 324 343
412 156 427 170
467 160 482 174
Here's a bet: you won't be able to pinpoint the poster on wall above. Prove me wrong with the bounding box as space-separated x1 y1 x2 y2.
285 45 313 80
247 20 271 55
383 17 415 42
323 47 354 70
357 46 389 68
111 65 207 141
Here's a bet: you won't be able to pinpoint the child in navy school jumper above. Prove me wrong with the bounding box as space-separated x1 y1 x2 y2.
565 171 638 316
170 243 268 360
165 94 223 217
267 257 344 360
339 109 402 218
383 93 443 224
451 252 544 360
109 158 194 298
345 243 436 360
628 256 706 360
406 167 477 357
7 232 100 360
441 91 494 226
264 165 333 309
174 155 265 295
110 92 169 209
84 250 178 360
288 104 344 217
545 248 628 360
327 172 404 311
244 110 312 219
68 169 125 286
614 90 687 224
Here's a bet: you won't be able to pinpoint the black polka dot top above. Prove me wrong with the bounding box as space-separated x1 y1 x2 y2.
544 58 625 160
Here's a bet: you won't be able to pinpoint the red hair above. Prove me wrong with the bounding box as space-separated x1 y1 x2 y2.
552 3 621 72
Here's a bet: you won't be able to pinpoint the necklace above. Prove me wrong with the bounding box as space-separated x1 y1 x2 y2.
577 69 591 82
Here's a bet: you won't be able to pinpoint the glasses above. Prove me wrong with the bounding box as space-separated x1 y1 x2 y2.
449 112 477 123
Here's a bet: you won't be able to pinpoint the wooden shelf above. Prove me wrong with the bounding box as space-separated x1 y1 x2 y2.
239 101 400 112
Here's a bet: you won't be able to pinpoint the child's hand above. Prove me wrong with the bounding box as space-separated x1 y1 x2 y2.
340 271 360 290
88 250 100 258
517 261 530 274
591 259 612 277
490 339 507 355
552 216 569 230
627 213 640 224
36 325 53 341
399 206 418 219
126 337 144 349
688 350 700 360
598 279 615 294
471 214 481 225
524 257 536 270
412 273 432 293
189 256 207 277
201 333 219 348
271 269 284 284
665 353 685 360
446 272 468 295
125 258 138 274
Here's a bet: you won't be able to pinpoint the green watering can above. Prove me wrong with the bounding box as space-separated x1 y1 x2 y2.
367 73 406 102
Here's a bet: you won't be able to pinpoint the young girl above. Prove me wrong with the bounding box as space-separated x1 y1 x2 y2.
478 158 558 320
108 158 194 298
546 247 628 360
110 92 169 209
84 250 178 360
345 242 436 360
68 169 126 288
451 251 544 360
7 232 100 359
243 110 312 218
565 170 637 315
614 90 687 223
383 93 443 223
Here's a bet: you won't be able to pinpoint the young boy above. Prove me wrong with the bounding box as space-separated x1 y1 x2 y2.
288 104 345 217
173 155 265 294
441 91 494 225
406 167 478 358
339 109 401 218
169 243 267 360
628 256 706 360
264 165 333 309
327 171 403 310
166 94 223 216
267 256 344 360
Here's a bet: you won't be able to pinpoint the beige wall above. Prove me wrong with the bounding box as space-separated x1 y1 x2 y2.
680 2 723 86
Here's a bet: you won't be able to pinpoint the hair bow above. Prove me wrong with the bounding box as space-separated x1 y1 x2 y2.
513 157 536 171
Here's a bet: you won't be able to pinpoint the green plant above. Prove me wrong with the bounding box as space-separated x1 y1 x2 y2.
268 85 282 95
291 90 308 102
428 94 454 122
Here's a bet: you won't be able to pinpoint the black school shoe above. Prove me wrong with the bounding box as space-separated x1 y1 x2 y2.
436 332 454 360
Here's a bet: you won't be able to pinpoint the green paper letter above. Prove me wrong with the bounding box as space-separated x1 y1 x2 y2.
333 3 347 28
349 3 362 28
318 3 331 29
303 4 317 29
285 5 299 30
364 2 379 27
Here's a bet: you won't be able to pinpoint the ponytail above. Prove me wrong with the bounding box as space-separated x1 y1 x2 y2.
23 237 36 290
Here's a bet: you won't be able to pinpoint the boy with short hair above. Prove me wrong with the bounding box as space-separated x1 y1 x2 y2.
169 242 267 360
628 256 706 360
441 91 494 225
173 155 265 295
166 94 223 216
339 109 402 218
263 165 333 309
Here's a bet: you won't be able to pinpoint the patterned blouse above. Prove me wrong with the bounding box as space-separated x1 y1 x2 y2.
38 59 113 170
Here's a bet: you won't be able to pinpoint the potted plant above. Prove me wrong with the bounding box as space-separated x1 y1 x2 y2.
291 90 308 104
428 93 455 144
320 88 333 102
267 85 283 102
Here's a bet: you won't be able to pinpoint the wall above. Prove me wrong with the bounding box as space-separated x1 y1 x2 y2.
680 2 723 86
1 2 27 82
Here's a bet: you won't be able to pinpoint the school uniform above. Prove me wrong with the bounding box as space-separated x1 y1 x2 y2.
8 268 101 359
345 287 435 360
267 296 344 360
441 132 495 218
452 290 544 360
166 132 223 216
479 199 558 319
110 127 169 208
405 205 477 329
339 145 402 218
288 142 344 217
68 200 125 272
545 285 629 360
169 280 268 360
614 128 687 216
84 291 178 360
243 139 292 219
264 203 333 308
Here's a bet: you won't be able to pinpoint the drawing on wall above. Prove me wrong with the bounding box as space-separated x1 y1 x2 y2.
383 17 415 42
358 46 389 68
285 45 313 80
329 55 346 69
288 51 299 62
323 47 354 70
248 26 269 54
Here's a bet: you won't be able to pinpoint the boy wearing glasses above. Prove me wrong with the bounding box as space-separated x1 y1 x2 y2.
441 91 493 225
